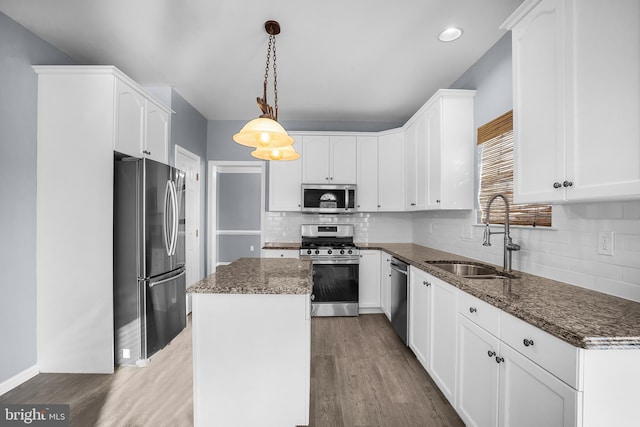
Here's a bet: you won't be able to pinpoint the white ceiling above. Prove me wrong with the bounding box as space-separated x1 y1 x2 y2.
0 0 524 125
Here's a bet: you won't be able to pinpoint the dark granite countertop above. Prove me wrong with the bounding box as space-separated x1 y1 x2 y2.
359 243 640 350
187 258 312 295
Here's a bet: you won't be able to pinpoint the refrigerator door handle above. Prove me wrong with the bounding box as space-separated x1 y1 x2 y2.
148 269 186 288
170 180 179 256
163 180 172 256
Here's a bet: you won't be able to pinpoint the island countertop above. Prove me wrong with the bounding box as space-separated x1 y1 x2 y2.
187 257 312 295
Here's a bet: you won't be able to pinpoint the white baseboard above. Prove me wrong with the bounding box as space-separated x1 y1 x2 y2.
0 365 39 396
359 307 383 315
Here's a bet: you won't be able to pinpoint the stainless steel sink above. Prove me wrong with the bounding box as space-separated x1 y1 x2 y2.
426 261 514 280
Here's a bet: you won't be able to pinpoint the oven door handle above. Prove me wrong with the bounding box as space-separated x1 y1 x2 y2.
311 258 360 265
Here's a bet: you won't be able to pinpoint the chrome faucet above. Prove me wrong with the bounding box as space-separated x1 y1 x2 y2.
483 194 520 272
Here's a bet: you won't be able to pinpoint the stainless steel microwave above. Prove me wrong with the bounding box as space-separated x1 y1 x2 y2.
301 184 356 214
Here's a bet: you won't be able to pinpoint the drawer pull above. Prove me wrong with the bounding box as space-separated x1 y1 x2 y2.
423 281 431 287
523 338 535 347
495 356 505 364
487 350 496 358
469 307 477 313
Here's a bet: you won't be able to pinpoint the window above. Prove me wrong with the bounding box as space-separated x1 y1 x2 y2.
478 111 551 227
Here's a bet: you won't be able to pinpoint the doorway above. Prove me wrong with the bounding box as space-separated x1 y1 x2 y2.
175 146 202 314
208 162 264 273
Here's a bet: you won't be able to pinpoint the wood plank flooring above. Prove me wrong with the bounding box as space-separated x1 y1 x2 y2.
1 314 463 427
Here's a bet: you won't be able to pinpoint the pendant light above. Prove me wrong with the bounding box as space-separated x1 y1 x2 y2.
233 20 298 158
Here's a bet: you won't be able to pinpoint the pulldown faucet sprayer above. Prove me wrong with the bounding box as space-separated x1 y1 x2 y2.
483 194 520 272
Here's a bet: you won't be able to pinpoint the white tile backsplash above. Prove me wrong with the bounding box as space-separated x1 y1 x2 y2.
264 211 413 244
412 201 640 303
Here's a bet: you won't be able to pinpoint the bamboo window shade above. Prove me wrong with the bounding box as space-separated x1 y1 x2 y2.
478 110 552 227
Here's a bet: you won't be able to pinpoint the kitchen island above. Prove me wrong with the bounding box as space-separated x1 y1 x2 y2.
188 257 312 427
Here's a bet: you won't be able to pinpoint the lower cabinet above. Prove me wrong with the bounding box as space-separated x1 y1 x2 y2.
359 250 381 311
380 253 392 320
409 267 458 406
498 343 579 427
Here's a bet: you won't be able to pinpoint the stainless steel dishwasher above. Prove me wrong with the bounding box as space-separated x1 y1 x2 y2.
389 257 409 345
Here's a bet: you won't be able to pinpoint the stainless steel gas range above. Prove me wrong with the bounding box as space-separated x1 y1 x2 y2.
300 224 359 317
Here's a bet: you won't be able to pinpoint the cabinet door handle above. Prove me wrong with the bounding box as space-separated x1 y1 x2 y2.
487 350 496 358
495 356 505 364
553 182 562 189
411 203 416 206
325 177 329 181
563 180 573 187
436 199 441 203
523 338 535 347
469 307 477 313
423 280 431 286
143 150 151 155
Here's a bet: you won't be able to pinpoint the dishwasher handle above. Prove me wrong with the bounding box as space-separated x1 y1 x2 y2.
390 262 408 275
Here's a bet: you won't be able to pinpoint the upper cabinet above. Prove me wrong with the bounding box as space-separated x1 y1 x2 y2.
425 90 475 210
356 135 380 211
404 89 475 211
114 78 171 164
268 134 303 211
378 131 406 211
301 135 357 184
504 0 640 203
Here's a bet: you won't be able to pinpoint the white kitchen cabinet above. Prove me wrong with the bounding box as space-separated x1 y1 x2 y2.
356 136 379 211
498 342 579 427
378 131 406 211
409 267 458 406
425 272 458 406
404 115 428 210
358 250 381 311
457 316 501 427
114 78 171 164
268 133 303 211
262 249 299 259
380 252 392 320
504 0 640 203
408 267 431 368
301 135 357 184
425 90 475 210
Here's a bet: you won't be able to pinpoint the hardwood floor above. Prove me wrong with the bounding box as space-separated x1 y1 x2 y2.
1 314 463 427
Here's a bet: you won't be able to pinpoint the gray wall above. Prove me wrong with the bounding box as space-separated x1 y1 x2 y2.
0 12 76 385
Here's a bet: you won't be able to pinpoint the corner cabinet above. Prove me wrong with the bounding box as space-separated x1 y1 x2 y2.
504 0 640 203
356 135 380 211
114 78 171 164
378 131 406 211
33 65 172 374
268 133 303 211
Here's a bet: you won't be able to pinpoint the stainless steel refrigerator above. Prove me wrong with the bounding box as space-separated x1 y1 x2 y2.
114 156 186 366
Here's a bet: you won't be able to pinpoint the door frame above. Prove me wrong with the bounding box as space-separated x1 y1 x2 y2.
207 161 265 274
175 145 202 315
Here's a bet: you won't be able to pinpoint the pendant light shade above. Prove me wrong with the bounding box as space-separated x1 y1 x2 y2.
233 117 293 148
251 144 300 161
233 20 297 160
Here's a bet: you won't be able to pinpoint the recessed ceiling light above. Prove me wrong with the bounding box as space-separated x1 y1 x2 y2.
438 27 463 42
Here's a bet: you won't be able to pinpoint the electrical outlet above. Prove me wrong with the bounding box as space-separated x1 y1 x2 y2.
123 348 130 359
250 245 255 252
598 231 614 256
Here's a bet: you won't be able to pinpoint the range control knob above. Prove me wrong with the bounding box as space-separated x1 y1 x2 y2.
340 249 345 255
327 249 333 255
315 250 320 255
307 249 312 255
348 249 353 254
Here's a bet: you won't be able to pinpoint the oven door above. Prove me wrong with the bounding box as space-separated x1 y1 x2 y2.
311 258 359 317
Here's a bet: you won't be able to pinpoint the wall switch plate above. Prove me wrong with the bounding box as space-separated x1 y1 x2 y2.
123 348 130 359
598 231 614 256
